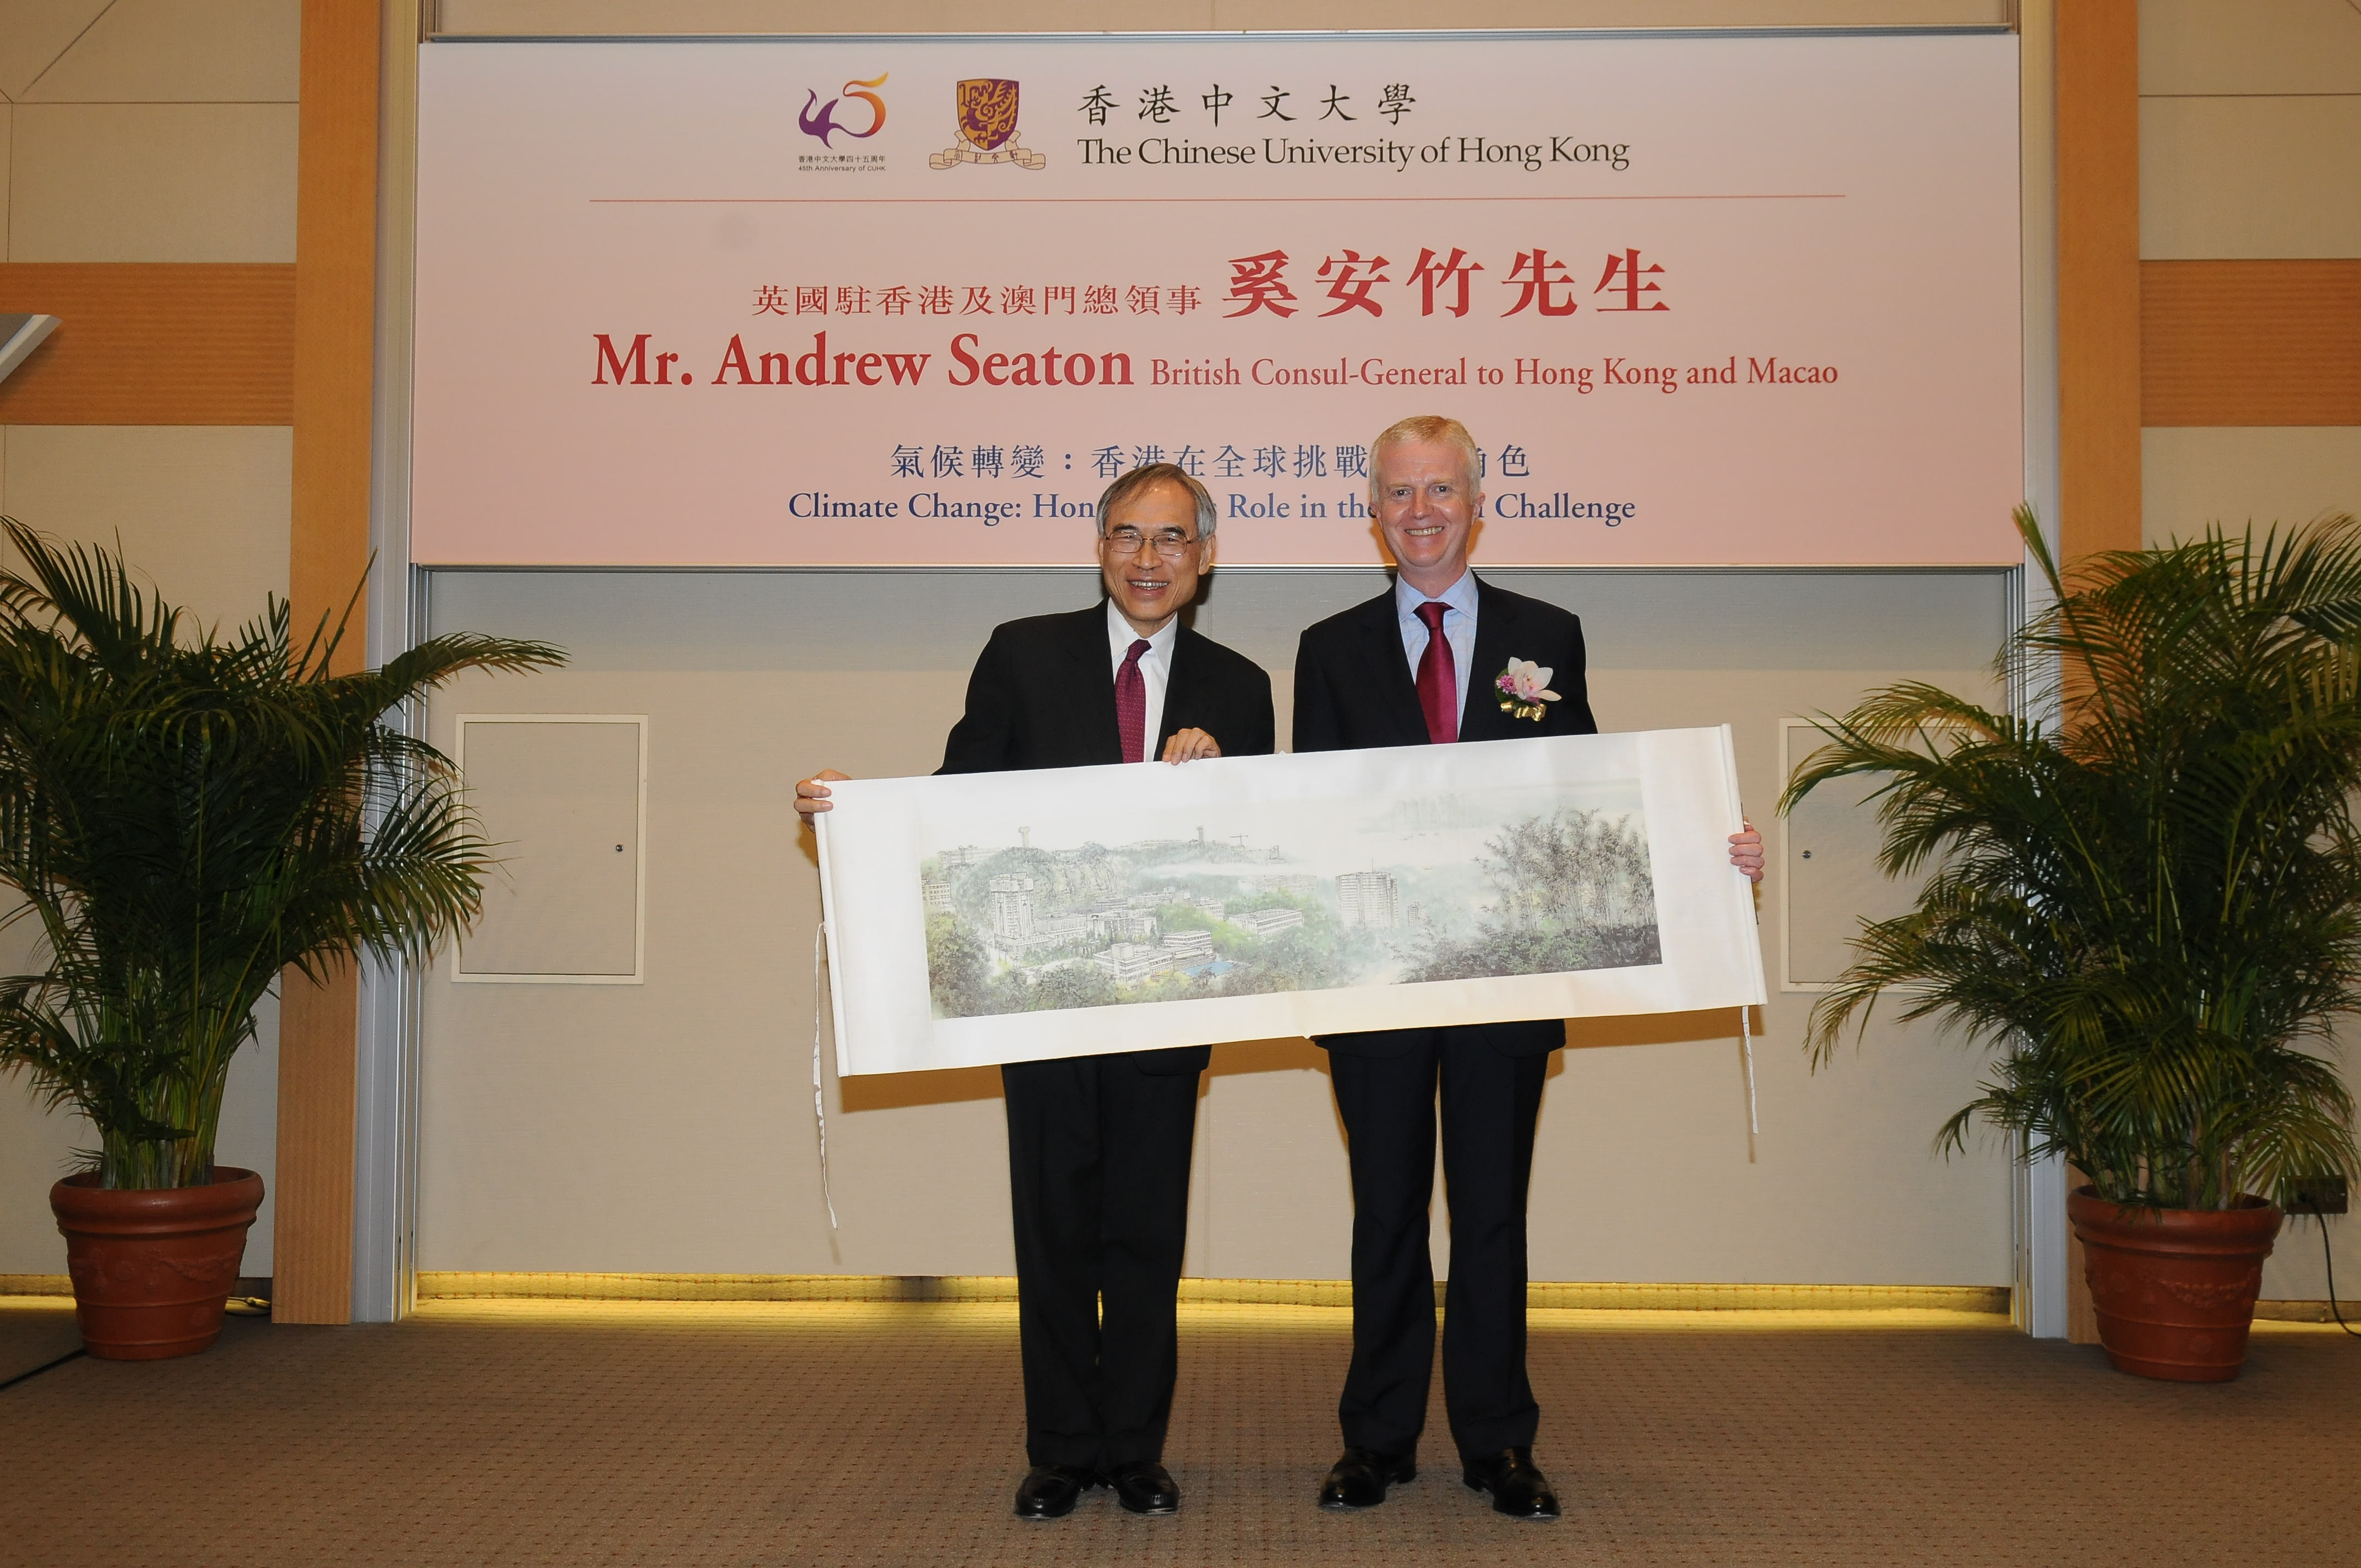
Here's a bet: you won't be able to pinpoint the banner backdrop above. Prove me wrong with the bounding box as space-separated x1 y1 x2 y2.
817 729 1766 1076
414 34 2021 569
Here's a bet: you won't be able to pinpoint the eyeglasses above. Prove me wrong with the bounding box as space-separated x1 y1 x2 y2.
1100 527 1203 559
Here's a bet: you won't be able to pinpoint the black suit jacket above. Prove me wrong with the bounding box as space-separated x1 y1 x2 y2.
940 603 1277 1073
1293 575 1597 1059
1293 576 1597 753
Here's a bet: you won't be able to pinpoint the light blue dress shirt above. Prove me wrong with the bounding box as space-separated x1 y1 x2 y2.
1395 569 1480 723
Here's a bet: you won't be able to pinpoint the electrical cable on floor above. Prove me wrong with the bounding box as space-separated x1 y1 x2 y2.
0 1348 85 1392
2317 1214 2359 1338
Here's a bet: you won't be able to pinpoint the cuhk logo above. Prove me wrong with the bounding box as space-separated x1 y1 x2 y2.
801 74 887 146
930 78 1045 169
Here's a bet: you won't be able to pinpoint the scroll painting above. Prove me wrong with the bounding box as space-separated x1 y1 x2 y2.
818 727 1765 1076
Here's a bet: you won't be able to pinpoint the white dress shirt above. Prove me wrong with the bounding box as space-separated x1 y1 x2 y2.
1395 569 1481 723
1107 599 1179 761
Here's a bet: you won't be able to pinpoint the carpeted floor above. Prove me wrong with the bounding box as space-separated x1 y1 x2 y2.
2 1298 2356 1566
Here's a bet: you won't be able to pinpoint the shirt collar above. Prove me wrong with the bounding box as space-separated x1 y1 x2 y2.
1396 568 1479 622
1107 598 1180 663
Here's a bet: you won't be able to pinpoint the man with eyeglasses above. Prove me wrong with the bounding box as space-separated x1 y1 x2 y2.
795 462 1272 1522
1294 415 1766 1522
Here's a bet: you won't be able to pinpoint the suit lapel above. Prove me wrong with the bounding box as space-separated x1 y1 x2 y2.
1460 576 1519 742
1066 603 1124 763
1161 627 1201 753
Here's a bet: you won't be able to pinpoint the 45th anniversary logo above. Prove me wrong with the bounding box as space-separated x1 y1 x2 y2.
799 73 888 146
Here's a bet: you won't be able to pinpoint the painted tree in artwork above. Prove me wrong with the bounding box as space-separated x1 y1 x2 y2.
924 917 991 1017
1482 808 1658 931
1406 810 1662 982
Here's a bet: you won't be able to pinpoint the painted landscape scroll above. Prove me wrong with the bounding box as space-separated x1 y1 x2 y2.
819 728 1764 1076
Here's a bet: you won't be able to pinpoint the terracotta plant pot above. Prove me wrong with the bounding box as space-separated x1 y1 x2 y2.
2067 1184 2282 1382
49 1166 265 1360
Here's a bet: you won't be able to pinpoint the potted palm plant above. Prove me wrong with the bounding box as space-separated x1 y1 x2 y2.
0 521 560 1358
1785 508 2361 1381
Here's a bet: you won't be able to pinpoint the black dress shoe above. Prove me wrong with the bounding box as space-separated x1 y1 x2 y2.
1318 1446 1417 1510
1461 1447 1560 1520
1105 1459 1181 1516
1013 1464 1097 1519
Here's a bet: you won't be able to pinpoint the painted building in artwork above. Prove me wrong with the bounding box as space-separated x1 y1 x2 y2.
1092 941 1173 984
1232 906 1304 937
1033 913 1088 944
1336 870 1401 929
989 875 1036 941
1162 928 1215 962
1088 904 1161 944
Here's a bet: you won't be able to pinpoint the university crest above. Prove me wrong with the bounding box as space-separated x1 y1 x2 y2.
929 78 1046 170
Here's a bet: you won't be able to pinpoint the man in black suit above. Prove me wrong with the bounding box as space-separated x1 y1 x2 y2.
796 463 1274 1521
1294 416 1763 1521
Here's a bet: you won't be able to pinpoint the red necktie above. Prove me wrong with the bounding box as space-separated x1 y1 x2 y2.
1115 638 1151 762
1415 601 1457 744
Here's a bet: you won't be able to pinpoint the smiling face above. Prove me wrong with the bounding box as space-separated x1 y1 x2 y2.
1372 437 1481 596
1098 478 1214 637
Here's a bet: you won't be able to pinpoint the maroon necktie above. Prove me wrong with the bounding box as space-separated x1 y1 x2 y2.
1414 601 1457 744
1115 638 1151 762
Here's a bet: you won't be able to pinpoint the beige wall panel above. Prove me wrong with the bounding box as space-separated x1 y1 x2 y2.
2265 1209 2352 1300
456 719 644 977
2140 0 2361 96
2140 96 2361 260
0 1098 91 1275
214 993 278 1274
0 883 86 1271
436 0 2009 33
1192 1040 1351 1280
9 104 298 263
1 106 12 260
414 649 2011 1287
0 1 110 101
1785 765 1929 986
2141 425 2361 546
417 666 1006 1276
0 426 293 626
25 0 302 104
1570 668 2010 1287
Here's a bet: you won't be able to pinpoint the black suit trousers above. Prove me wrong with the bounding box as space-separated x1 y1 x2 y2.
1328 1027 1548 1460
1001 1053 1201 1471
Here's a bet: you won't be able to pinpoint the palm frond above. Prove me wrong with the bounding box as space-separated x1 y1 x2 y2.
0 519 563 1186
1782 509 2361 1209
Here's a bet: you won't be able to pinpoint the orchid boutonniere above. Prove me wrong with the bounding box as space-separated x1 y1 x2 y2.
1495 658 1561 722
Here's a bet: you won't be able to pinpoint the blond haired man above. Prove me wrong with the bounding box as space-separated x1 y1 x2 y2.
1293 417 1763 1520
